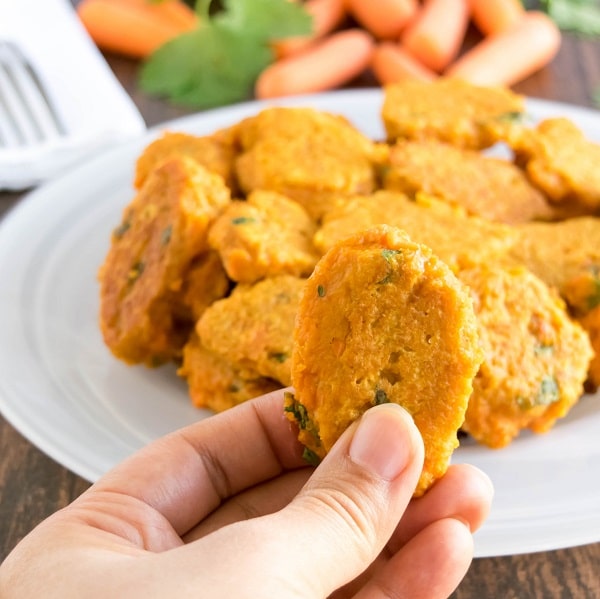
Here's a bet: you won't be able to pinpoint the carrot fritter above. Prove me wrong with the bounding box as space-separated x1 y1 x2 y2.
98 158 231 366
507 217 600 300
381 79 525 149
178 334 280 412
286 225 483 496
510 118 600 215
314 191 518 271
208 190 320 283
196 275 306 385
234 107 382 221
383 139 552 224
458 265 593 449
134 127 239 192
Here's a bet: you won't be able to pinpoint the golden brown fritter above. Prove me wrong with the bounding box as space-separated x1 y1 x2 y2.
286 225 483 496
178 334 280 412
134 127 239 191
234 107 382 221
208 190 320 283
381 79 525 149
196 275 306 385
507 217 600 299
458 265 593 449
383 139 552 224
578 307 600 388
510 118 600 215
174 250 231 322
98 158 231 366
314 191 518 271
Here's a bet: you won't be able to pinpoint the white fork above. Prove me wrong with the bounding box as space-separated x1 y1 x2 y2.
0 40 67 148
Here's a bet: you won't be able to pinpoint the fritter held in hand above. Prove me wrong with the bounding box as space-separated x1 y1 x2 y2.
286 225 483 496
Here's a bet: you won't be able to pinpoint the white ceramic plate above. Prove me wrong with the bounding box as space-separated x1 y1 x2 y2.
0 89 599 558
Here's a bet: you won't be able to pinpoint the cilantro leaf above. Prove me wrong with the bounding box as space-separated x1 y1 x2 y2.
540 0 600 36
139 0 312 109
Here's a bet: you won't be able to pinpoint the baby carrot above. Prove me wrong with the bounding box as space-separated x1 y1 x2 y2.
121 0 198 32
401 0 470 72
255 28 375 99
446 11 561 87
273 0 346 59
371 42 437 84
469 0 524 36
345 0 418 39
77 0 190 58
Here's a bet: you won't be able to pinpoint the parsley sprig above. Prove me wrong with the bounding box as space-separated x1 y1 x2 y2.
140 0 313 109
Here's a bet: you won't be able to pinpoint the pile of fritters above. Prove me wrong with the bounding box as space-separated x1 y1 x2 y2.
99 79 599 450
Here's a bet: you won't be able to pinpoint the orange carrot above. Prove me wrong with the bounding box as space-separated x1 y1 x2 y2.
469 0 524 36
255 28 375 99
446 11 561 87
346 0 418 39
273 0 346 58
401 0 470 72
371 42 437 84
77 0 194 59
119 0 198 32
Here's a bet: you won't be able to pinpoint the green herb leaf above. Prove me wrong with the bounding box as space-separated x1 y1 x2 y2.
517 375 560 410
140 0 312 109
374 388 390 405
317 285 326 297
231 216 257 225
540 0 600 36
302 447 321 467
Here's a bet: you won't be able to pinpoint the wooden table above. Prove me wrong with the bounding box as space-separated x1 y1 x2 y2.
1 24 600 598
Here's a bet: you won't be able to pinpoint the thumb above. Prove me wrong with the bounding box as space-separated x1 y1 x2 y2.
273 402 425 597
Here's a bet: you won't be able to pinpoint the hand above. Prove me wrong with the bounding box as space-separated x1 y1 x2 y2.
0 388 493 598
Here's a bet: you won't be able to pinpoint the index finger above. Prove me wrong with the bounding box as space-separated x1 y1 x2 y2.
89 388 306 536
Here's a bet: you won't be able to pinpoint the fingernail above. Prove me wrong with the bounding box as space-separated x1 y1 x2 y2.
348 404 414 480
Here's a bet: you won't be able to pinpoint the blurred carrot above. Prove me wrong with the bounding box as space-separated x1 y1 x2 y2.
469 0 524 36
371 42 437 84
446 11 561 86
273 0 346 58
77 0 197 59
401 0 470 72
256 28 375 99
122 0 198 31
346 0 418 39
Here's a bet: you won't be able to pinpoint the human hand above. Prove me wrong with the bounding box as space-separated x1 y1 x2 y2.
0 388 493 598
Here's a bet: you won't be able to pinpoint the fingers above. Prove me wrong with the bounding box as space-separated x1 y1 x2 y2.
267 403 425 597
86 388 306 536
183 468 312 541
354 518 474 599
390 463 494 551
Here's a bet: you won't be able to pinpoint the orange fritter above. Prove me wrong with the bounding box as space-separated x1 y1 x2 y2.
208 190 320 283
381 79 525 149
178 334 280 412
234 107 382 221
507 217 600 300
286 225 483 496
314 191 518 272
458 265 593 449
134 127 239 191
98 158 231 366
510 117 600 215
383 139 552 224
196 275 306 386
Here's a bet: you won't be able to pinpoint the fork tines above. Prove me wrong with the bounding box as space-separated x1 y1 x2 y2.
0 40 67 148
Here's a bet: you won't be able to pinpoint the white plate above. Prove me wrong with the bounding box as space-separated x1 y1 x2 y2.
0 89 599 558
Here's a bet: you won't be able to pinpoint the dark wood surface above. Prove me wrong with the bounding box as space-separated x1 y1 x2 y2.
1 18 600 597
